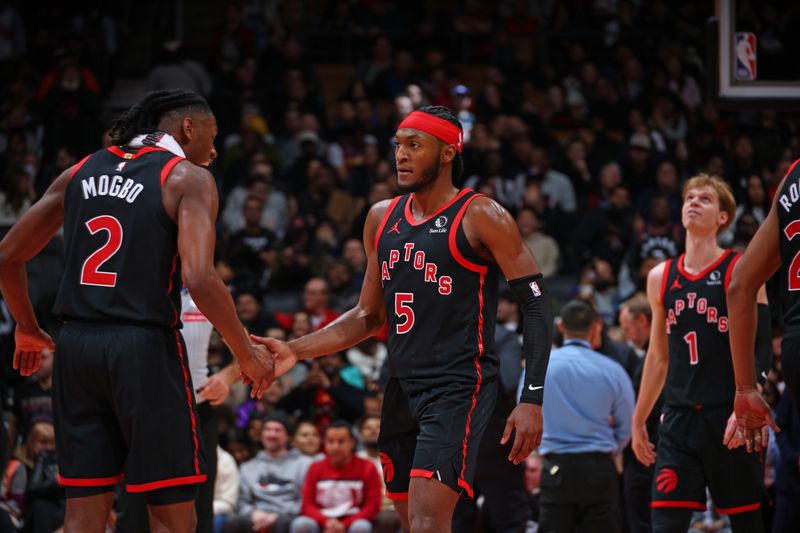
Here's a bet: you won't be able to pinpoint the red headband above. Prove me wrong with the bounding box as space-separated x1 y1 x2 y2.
397 111 464 152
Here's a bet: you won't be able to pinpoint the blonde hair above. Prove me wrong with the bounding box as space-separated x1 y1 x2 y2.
682 174 737 234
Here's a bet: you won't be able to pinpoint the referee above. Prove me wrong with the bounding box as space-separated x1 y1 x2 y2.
534 300 635 533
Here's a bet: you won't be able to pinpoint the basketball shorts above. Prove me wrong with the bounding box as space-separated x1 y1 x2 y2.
378 376 497 499
53 322 206 503
651 405 762 515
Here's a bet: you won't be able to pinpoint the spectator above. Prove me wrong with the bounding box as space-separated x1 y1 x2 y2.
236 290 276 335
292 421 323 461
346 338 387 385
10 348 54 445
225 412 313 533
517 206 560 277
275 277 340 332
355 416 402 533
291 421 381 533
533 300 634 532
213 446 240 533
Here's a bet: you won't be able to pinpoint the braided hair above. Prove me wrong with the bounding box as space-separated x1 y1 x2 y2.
109 89 211 146
416 105 464 183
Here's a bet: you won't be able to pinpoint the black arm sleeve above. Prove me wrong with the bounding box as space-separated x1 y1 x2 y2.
508 274 554 405
755 303 772 386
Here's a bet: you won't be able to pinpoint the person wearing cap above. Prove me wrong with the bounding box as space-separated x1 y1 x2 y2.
225 411 313 533
253 105 553 533
624 132 658 197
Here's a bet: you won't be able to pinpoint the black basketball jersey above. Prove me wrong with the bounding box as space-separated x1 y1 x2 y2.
660 250 740 407
52 146 185 328
376 189 499 391
776 160 800 333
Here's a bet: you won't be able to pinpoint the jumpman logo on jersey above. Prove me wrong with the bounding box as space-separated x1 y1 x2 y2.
387 218 402 235
671 277 683 291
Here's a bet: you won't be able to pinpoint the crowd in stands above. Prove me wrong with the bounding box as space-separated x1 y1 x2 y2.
0 1 799 532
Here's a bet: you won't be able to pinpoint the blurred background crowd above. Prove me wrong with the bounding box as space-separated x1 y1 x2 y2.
0 1 799 532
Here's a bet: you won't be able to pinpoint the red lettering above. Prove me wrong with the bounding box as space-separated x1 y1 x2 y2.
414 251 425 270
381 261 390 281
438 276 452 295
389 249 400 269
687 292 697 308
718 316 729 332
424 263 437 282
697 298 707 314
707 307 718 323
404 242 415 261
675 300 685 316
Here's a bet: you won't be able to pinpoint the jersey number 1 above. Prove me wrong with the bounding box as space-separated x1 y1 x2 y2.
80 215 123 287
683 331 699 365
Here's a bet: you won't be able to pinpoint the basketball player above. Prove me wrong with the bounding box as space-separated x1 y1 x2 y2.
631 175 770 533
727 160 800 448
253 106 553 533
0 90 274 533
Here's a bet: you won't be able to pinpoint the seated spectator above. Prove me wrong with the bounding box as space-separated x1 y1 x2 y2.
293 421 323 461
356 416 402 533
213 445 240 533
346 338 387 384
278 354 366 426
275 277 340 332
10 348 54 445
225 195 280 288
291 421 381 533
236 289 276 335
516 206 560 277
225 412 313 533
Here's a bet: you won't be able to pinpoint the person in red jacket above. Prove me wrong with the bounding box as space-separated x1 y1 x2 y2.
291 421 381 533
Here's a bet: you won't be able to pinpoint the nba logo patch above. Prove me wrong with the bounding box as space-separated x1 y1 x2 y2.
529 281 541 297
116 161 127 172
735 32 757 81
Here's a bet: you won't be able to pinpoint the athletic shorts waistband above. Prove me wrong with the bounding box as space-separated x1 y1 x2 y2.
62 318 177 331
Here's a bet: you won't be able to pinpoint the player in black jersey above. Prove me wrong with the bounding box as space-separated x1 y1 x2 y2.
0 90 274 533
728 160 800 449
631 175 770 533
251 106 554 533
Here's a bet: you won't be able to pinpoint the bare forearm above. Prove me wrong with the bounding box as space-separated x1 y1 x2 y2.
289 306 384 360
0 263 38 332
727 281 758 389
633 352 667 426
187 276 252 363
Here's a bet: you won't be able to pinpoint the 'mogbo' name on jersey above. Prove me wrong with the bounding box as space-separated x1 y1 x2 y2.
666 291 729 334
81 175 144 204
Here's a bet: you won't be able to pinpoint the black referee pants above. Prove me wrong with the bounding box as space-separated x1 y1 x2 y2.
539 452 621 533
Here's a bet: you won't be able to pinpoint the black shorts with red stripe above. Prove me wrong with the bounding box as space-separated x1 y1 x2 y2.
53 322 206 503
377 376 497 500
651 405 762 516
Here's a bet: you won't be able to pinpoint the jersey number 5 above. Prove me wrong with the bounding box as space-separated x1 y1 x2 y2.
80 215 123 287
784 220 800 290
394 293 415 334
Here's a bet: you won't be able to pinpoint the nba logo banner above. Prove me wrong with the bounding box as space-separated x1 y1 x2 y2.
735 32 757 81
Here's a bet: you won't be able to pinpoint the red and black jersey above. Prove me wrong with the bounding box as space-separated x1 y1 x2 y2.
376 189 499 392
660 250 740 407
776 159 800 333
52 146 185 328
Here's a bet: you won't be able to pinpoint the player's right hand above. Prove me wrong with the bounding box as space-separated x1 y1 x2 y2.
631 423 656 466
734 388 779 453
13 327 55 377
249 335 299 378
239 344 275 400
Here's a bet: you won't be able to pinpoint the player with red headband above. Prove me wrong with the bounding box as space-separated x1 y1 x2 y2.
252 105 553 532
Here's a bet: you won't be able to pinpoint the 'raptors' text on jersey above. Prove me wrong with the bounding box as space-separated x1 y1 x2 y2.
660 250 740 407
376 189 499 391
776 160 800 332
53 146 185 328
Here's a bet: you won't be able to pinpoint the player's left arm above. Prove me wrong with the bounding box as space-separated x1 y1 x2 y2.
464 196 553 464
0 169 72 375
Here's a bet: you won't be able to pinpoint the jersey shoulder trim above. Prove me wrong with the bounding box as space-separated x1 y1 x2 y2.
160 156 186 186
724 252 742 292
659 258 673 305
449 192 488 274
373 196 403 250
403 188 471 227
676 249 732 282
68 154 93 180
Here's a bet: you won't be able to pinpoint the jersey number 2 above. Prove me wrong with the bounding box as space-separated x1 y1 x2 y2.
80 215 123 287
394 293 415 334
784 220 800 290
683 331 699 365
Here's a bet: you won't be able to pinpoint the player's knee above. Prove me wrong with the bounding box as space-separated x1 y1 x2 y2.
409 512 443 533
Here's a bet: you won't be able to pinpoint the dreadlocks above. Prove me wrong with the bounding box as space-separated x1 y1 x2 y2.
109 89 211 146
